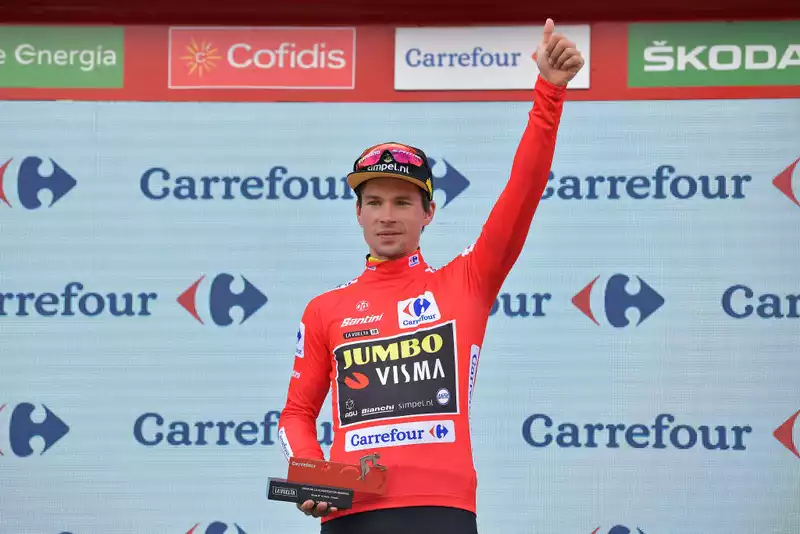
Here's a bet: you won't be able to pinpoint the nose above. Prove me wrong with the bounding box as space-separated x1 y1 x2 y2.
378 203 397 223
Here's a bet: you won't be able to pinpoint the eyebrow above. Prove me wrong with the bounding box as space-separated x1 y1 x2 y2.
363 194 414 201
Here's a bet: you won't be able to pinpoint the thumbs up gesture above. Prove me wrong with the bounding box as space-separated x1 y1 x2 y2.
535 18 584 86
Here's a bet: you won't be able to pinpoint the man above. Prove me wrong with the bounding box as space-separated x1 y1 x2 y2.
278 18 584 534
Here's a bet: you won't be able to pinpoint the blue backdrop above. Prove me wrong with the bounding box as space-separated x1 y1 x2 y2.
1 96 799 534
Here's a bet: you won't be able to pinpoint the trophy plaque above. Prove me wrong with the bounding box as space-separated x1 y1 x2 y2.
268 453 387 509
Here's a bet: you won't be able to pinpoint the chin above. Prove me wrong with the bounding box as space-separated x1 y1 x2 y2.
375 245 406 259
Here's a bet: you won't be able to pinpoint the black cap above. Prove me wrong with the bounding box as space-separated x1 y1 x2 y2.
346 142 434 200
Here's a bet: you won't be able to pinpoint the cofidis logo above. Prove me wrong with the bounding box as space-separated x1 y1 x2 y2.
0 156 77 210
169 27 355 89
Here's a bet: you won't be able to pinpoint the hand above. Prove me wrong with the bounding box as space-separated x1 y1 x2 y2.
297 499 338 518
534 18 585 87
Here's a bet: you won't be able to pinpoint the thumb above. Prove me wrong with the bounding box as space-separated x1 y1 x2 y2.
541 18 554 45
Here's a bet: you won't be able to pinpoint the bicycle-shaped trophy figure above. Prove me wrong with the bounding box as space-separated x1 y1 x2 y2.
358 453 387 481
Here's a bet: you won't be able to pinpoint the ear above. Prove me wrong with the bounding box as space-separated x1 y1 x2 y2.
423 200 436 227
356 202 363 226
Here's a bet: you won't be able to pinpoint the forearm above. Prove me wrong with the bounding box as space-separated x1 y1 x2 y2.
278 399 325 461
481 75 565 270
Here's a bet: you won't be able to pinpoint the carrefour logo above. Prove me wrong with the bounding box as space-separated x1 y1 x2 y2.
133 410 333 447
721 284 800 319
0 402 69 458
185 522 247 534
0 156 77 210
572 274 665 327
0 273 266 325
522 413 752 451
772 157 800 207
177 273 267 326
774 409 800 459
139 157 470 208
592 527 647 534
0 281 158 318
541 165 751 201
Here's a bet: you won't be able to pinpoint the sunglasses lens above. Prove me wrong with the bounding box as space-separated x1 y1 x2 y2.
356 144 424 169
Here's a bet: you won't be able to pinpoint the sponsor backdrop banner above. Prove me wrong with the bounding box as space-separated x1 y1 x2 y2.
0 25 124 88
394 25 591 90
627 21 800 88
168 26 357 89
1 21 799 102
0 96 799 534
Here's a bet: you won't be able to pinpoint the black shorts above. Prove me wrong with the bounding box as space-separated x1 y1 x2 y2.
320 505 478 534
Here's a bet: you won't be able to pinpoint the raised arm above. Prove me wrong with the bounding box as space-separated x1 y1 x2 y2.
458 19 584 305
277 299 331 461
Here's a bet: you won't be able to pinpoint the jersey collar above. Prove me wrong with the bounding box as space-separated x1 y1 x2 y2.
363 248 428 276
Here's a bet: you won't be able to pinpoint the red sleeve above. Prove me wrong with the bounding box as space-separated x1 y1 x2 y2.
459 75 566 305
277 298 330 461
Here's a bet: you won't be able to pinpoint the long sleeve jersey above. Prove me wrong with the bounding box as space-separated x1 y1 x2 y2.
278 75 566 522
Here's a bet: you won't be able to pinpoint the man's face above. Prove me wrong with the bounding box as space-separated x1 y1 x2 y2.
356 177 435 260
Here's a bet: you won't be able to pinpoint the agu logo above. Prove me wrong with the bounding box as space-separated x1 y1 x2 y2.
773 409 800 458
0 402 69 457
185 522 247 534
178 273 267 326
592 527 647 534
0 156 77 209
772 157 800 207
572 274 664 327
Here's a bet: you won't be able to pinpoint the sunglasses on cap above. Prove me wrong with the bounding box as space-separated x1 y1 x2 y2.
348 141 434 201
355 142 427 169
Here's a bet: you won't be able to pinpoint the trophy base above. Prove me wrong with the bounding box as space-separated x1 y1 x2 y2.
267 477 355 509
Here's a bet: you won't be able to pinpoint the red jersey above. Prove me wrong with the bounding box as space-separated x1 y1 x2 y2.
278 75 566 522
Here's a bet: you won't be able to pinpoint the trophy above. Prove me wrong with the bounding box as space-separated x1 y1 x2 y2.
267 453 388 509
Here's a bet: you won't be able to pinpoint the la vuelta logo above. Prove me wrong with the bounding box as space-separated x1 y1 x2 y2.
772 157 800 207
